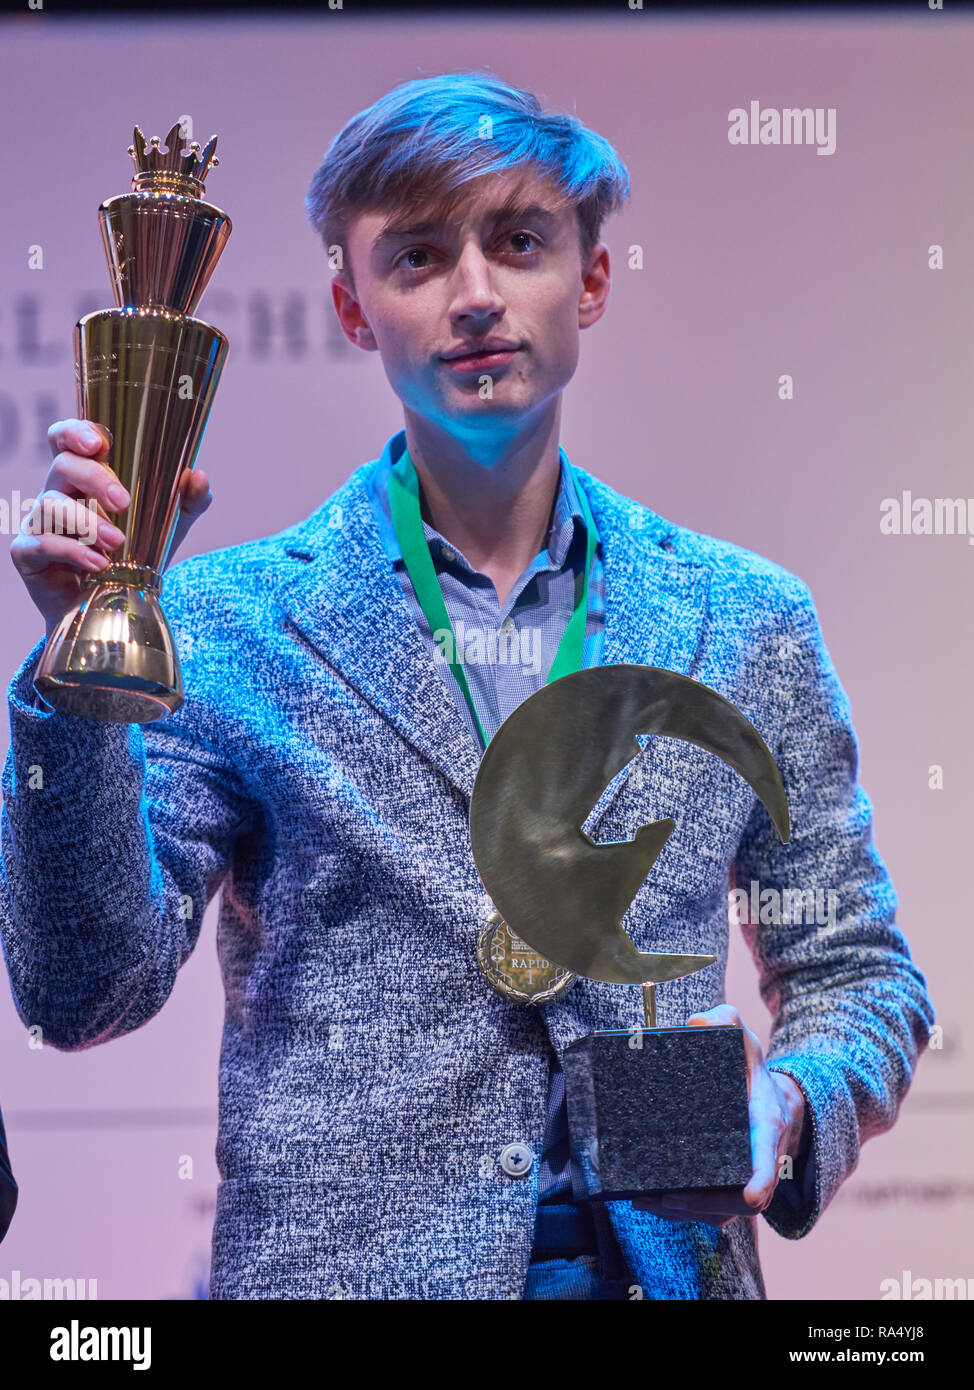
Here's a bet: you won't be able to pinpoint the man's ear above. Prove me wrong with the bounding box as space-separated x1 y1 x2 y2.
578 242 611 332
331 271 379 352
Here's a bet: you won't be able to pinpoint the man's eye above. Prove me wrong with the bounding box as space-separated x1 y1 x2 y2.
396 247 432 271
507 231 540 254
395 233 540 270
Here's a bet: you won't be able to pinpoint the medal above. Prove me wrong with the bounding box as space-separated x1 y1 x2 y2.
476 908 576 1005
387 441 599 1005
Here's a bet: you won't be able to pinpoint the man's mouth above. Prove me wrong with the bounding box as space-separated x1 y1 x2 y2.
440 343 523 372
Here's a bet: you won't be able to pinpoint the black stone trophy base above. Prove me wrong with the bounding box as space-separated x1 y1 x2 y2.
562 1024 753 1201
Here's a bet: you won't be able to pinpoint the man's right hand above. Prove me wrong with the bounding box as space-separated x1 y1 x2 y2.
9 419 212 641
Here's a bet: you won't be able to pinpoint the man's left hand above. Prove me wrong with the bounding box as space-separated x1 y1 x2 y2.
631 1003 807 1228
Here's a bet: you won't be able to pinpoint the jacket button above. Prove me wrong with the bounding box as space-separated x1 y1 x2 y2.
499 1142 535 1178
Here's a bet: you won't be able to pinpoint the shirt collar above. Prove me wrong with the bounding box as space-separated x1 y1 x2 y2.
374 429 588 573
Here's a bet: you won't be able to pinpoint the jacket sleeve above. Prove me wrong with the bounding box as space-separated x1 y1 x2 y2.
732 576 935 1240
0 574 254 1052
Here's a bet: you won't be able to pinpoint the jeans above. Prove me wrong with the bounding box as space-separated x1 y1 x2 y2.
520 1201 633 1301
522 1254 634 1300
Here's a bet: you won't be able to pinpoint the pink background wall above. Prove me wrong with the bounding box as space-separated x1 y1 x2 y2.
0 11 970 1299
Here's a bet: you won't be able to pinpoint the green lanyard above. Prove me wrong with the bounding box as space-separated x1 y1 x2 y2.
387 445 600 750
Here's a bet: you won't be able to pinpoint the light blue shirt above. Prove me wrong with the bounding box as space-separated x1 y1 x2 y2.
368 429 604 1206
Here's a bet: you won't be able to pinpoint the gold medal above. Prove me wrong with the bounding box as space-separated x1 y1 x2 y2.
476 908 576 1005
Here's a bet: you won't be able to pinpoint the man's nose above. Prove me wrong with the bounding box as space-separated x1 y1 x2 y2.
449 245 506 321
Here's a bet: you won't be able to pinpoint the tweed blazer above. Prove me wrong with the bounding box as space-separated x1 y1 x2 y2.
0 447 935 1299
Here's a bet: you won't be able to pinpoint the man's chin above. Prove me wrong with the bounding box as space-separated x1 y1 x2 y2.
435 398 535 430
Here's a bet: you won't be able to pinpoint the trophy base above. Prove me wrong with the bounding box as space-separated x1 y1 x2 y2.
562 1024 753 1201
33 565 183 724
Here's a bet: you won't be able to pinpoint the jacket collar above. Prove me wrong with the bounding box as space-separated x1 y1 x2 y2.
279 436 713 826
369 429 589 574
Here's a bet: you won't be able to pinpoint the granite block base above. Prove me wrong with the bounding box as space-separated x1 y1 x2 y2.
562 1024 753 1201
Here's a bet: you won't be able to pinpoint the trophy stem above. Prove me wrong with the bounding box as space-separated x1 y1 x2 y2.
641 982 657 1029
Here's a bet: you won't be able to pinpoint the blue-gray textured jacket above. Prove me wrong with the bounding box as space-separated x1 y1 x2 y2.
0 450 935 1299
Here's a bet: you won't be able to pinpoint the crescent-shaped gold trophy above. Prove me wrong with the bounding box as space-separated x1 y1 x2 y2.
469 664 791 1201
33 121 231 723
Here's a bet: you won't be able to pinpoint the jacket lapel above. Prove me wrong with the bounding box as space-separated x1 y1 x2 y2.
278 460 485 801
276 451 712 819
575 465 712 835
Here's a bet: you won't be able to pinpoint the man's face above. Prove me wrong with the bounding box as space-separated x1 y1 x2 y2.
332 170 609 438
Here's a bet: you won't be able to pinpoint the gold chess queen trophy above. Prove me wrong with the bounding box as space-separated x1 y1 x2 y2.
34 121 232 723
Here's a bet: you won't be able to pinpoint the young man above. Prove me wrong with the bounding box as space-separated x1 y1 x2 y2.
2 72 933 1300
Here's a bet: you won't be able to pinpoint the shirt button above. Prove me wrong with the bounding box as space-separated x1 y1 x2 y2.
499 617 515 635
441 544 456 563
499 1142 535 1178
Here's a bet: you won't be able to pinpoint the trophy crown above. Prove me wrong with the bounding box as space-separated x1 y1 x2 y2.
127 122 220 196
